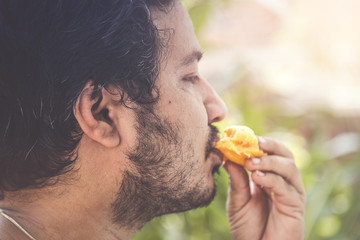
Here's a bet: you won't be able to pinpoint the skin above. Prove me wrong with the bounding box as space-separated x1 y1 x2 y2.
0 1 305 239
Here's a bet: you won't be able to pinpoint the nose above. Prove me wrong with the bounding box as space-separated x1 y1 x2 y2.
202 80 228 124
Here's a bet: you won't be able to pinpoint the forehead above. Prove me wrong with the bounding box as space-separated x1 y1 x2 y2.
150 1 201 68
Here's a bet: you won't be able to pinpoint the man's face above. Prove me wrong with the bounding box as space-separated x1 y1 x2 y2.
112 1 227 226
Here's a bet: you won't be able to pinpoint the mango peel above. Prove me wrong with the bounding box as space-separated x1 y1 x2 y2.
215 126 267 166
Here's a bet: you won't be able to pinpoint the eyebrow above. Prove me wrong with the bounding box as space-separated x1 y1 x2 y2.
179 50 203 67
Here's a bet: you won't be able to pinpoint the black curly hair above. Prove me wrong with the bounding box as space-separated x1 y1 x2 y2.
0 0 174 199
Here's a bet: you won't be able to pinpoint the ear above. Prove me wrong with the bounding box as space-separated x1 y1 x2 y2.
73 82 121 148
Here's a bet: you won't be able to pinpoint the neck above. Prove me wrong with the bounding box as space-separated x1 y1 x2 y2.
0 188 139 240
0 155 141 240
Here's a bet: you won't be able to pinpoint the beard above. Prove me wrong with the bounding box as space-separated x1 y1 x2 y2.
111 105 220 228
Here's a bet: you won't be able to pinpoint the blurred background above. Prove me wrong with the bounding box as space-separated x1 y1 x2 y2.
133 0 360 239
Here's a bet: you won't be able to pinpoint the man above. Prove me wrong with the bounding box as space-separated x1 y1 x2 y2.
0 0 305 239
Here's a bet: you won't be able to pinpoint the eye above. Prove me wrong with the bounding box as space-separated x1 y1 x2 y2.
182 75 200 84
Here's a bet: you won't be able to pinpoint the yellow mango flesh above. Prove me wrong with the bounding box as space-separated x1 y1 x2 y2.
215 126 267 166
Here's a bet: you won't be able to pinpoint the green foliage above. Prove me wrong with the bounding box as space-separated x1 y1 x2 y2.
183 0 231 38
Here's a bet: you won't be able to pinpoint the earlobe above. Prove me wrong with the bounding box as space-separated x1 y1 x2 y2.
73 82 121 148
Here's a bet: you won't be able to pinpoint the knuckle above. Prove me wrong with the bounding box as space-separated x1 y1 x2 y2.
287 162 299 180
287 150 295 159
288 160 297 170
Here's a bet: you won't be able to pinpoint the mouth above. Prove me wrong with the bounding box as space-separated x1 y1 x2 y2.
212 133 221 148
211 147 223 162
209 148 223 175
212 164 220 175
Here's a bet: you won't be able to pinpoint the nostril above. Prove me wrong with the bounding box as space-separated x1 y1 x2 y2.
206 100 228 124
213 117 220 122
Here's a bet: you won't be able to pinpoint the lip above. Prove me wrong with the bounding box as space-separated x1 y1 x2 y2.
208 148 223 175
209 148 223 165
216 134 220 142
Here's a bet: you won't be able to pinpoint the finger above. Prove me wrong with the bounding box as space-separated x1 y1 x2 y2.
245 156 304 195
258 137 293 158
223 161 251 207
250 170 303 205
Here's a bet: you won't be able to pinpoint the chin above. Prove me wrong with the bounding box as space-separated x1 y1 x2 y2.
197 182 217 208
170 175 219 215
191 173 219 209
176 186 217 214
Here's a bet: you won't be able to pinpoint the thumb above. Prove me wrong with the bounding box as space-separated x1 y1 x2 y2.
223 161 251 207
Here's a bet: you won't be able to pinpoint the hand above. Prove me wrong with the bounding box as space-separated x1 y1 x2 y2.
223 137 305 240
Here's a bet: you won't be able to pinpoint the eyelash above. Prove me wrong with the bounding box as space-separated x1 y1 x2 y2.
182 75 200 83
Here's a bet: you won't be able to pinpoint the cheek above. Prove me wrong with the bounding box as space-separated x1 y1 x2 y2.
165 89 207 125
157 79 208 146
179 99 209 155
162 94 208 147
168 100 208 141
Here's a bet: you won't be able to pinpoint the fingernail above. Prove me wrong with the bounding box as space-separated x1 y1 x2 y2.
256 170 265 177
252 158 261 165
258 137 266 144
